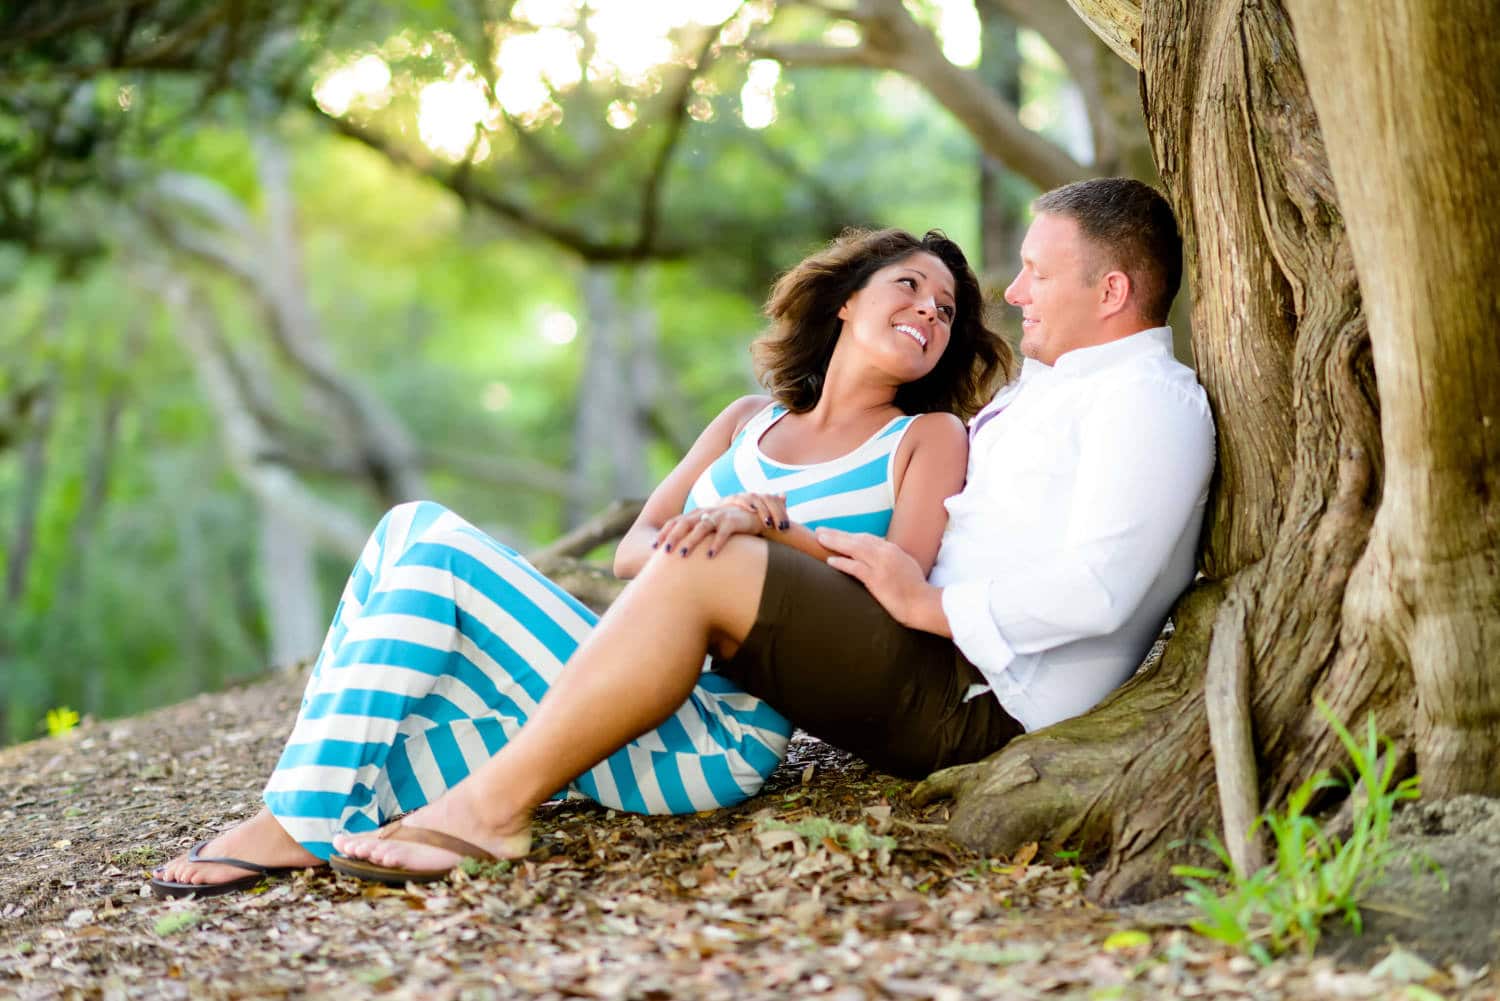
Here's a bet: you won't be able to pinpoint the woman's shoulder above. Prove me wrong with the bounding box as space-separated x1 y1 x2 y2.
904 411 967 447
893 411 968 471
717 394 777 438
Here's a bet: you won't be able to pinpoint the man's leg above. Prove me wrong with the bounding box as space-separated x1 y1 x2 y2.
714 543 1023 778
332 536 770 872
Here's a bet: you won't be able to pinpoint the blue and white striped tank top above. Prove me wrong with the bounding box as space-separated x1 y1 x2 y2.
684 403 918 536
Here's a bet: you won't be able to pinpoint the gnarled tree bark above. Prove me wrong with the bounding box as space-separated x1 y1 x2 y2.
1287 0 1500 798
915 0 1499 903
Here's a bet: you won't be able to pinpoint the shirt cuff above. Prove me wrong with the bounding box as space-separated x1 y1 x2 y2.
940 579 1018 687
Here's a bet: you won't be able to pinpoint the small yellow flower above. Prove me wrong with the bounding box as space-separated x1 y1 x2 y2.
46 706 81 738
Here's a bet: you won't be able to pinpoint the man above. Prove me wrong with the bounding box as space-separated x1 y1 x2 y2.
330 177 1216 877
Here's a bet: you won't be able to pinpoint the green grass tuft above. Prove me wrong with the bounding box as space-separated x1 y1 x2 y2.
154 911 202 936
758 816 897 855
938 941 1046 965
458 857 513 880
1174 699 1440 962
112 846 166 868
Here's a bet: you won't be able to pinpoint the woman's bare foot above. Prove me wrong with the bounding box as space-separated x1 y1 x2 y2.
154 807 323 887
331 785 531 876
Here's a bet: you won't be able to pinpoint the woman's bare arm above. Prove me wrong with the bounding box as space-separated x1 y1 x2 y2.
877 412 969 574
611 395 771 579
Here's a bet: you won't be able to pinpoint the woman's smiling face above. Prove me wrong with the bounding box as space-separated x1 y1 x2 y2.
836 251 956 383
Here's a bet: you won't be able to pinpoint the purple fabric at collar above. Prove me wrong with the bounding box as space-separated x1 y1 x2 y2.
969 404 1007 440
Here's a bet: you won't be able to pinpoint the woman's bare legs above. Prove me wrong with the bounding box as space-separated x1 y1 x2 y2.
331 536 769 873
154 808 324 886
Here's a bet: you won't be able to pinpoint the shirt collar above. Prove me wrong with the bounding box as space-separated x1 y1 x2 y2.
1050 326 1174 378
966 327 1174 430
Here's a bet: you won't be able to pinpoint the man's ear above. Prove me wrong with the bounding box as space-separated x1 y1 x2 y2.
1100 270 1132 318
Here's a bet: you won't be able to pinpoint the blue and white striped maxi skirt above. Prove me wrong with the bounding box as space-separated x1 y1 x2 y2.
263 501 794 859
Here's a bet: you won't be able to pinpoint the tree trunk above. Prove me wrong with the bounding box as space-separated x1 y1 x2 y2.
917 0 1499 903
65 318 143 715
250 129 429 506
569 265 650 527
976 6 1027 289
3 379 55 608
257 501 325 668
0 316 59 744
1286 0 1500 795
154 272 370 561
4 292 68 604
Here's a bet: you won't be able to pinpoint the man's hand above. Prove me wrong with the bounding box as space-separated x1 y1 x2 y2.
815 528 953 637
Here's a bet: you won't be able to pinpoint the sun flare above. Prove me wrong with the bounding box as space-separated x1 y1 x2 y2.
314 0 983 161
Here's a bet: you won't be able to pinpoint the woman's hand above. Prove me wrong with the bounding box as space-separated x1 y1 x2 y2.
654 505 764 558
720 492 791 533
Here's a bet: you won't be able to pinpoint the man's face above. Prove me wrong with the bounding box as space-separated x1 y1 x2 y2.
1004 212 1104 366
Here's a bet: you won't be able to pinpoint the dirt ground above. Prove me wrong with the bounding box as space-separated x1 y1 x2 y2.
1 669 1495 1000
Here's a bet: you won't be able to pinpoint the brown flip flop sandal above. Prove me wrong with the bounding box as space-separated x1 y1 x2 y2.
149 839 305 899
328 819 521 885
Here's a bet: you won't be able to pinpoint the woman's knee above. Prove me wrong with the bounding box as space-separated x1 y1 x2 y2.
637 535 768 619
383 500 452 527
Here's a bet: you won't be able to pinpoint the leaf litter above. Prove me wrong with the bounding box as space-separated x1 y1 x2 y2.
0 668 1494 999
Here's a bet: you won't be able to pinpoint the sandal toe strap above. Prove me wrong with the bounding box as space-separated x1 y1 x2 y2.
375 821 498 862
185 839 275 876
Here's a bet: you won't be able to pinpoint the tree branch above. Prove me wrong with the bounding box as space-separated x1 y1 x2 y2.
1205 591 1265 877
148 269 370 560
750 42 882 70
520 555 626 613
313 104 695 263
0 0 147 53
142 146 431 507
980 0 1096 68
250 127 428 503
763 0 1089 190
420 446 574 497
528 498 644 564
980 0 1147 173
633 27 722 255
1062 0 1142 70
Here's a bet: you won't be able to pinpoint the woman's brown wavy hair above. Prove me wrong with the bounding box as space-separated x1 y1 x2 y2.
753 228 1012 420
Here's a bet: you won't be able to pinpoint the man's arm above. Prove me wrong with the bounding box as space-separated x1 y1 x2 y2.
821 380 1214 661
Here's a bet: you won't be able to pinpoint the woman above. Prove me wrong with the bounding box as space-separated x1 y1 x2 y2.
151 227 1010 895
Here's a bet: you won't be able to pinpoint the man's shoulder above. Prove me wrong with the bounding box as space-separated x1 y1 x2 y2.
1110 346 1205 395
1088 353 1214 430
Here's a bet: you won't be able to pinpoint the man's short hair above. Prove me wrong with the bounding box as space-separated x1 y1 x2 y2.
1034 178 1182 325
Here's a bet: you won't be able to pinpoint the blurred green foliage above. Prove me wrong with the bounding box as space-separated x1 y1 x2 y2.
0 1 1063 745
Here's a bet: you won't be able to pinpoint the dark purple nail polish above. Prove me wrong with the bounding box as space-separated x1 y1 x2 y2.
707 550 715 558
681 548 689 557
779 520 789 531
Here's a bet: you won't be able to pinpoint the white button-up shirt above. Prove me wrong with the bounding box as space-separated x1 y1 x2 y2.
929 326 1215 732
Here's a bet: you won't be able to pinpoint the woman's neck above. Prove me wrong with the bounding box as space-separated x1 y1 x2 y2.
804 356 902 427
